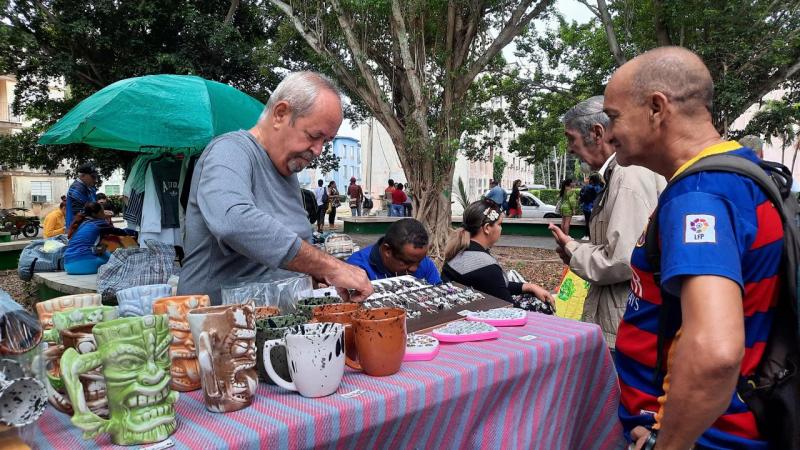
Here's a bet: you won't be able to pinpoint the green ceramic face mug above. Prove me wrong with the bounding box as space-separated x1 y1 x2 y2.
42 305 118 415
255 314 308 384
42 306 119 344
60 315 178 446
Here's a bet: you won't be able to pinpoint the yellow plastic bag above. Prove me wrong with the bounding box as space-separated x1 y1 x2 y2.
554 267 590 321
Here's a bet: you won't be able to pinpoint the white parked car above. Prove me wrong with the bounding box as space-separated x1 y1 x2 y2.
477 189 559 218
511 191 559 218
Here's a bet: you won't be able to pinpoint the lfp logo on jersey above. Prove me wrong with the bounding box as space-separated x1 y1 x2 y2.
685 214 716 243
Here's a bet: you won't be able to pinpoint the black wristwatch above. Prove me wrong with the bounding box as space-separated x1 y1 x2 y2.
642 429 658 450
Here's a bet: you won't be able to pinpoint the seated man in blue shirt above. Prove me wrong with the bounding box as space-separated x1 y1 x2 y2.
347 218 441 284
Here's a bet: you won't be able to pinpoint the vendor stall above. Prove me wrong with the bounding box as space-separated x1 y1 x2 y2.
32 311 623 449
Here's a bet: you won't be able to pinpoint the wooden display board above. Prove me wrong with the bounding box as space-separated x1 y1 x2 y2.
365 276 509 333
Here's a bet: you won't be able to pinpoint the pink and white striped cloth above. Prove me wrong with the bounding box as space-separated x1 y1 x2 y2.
34 313 625 449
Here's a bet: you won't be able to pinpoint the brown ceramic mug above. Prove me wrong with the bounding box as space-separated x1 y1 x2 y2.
345 308 406 377
311 303 360 361
152 295 211 392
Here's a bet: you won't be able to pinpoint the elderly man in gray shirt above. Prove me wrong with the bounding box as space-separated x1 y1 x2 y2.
178 72 372 304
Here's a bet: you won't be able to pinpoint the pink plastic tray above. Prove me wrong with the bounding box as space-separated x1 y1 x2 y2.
466 315 527 327
404 344 440 361
431 328 500 343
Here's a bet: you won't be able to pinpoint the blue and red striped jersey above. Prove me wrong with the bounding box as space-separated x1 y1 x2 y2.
616 144 782 449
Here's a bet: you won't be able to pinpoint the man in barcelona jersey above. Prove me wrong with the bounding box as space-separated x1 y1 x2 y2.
605 47 782 449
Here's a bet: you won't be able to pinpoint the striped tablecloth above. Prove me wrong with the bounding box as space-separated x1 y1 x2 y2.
33 313 625 449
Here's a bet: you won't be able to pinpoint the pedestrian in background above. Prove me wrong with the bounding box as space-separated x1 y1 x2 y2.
347 176 364 217
557 178 578 235
507 179 523 218
326 180 340 229
391 183 407 217
314 179 326 233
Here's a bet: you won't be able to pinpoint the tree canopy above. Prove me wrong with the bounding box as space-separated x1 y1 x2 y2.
509 0 800 164
0 0 343 177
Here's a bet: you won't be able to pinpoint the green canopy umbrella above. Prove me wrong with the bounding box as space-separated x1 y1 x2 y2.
39 74 264 152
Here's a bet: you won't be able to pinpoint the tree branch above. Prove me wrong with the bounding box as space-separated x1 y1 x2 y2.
455 0 554 99
268 0 405 141
329 0 403 131
652 0 672 46
223 0 240 26
389 0 429 136
596 0 626 66
575 0 600 19
735 56 800 123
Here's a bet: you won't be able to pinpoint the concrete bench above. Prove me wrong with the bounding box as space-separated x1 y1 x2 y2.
32 272 97 300
0 240 29 270
343 216 586 238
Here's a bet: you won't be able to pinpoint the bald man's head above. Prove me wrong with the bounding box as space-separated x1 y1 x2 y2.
603 46 719 170
629 46 714 115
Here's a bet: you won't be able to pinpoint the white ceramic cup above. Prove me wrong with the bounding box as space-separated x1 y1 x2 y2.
263 322 345 398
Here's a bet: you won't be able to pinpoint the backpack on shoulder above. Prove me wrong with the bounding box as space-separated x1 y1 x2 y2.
645 154 800 448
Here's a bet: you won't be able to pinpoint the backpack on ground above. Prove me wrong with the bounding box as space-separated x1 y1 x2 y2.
645 154 800 448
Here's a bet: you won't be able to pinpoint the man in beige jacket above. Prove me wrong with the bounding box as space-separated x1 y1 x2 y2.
549 95 665 349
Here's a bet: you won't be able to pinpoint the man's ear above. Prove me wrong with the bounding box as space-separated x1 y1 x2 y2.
649 92 669 126
591 124 604 144
271 101 292 128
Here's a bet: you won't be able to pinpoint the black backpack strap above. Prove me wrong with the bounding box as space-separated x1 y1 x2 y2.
648 153 798 381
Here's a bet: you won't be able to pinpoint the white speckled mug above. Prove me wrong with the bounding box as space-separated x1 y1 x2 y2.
263 322 345 398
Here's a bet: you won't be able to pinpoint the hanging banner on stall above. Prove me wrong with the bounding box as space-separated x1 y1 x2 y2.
554 267 589 321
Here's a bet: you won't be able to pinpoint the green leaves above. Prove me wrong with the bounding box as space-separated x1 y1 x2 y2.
0 0 285 173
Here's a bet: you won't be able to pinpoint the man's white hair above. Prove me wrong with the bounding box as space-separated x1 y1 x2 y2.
260 71 342 123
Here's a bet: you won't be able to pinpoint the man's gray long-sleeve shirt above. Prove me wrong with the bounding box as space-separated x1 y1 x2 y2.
177 130 312 304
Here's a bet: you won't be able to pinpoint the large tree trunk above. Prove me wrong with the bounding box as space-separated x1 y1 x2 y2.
385 133 455 262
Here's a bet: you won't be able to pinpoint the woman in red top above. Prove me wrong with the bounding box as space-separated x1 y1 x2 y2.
390 183 407 217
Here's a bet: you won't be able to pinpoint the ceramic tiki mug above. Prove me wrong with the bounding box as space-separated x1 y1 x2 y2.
115 284 172 317
43 306 119 344
42 305 118 414
55 323 108 417
152 295 211 392
36 294 102 331
311 303 360 361
255 314 308 384
345 308 406 377
60 315 178 446
262 322 346 398
187 302 257 413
